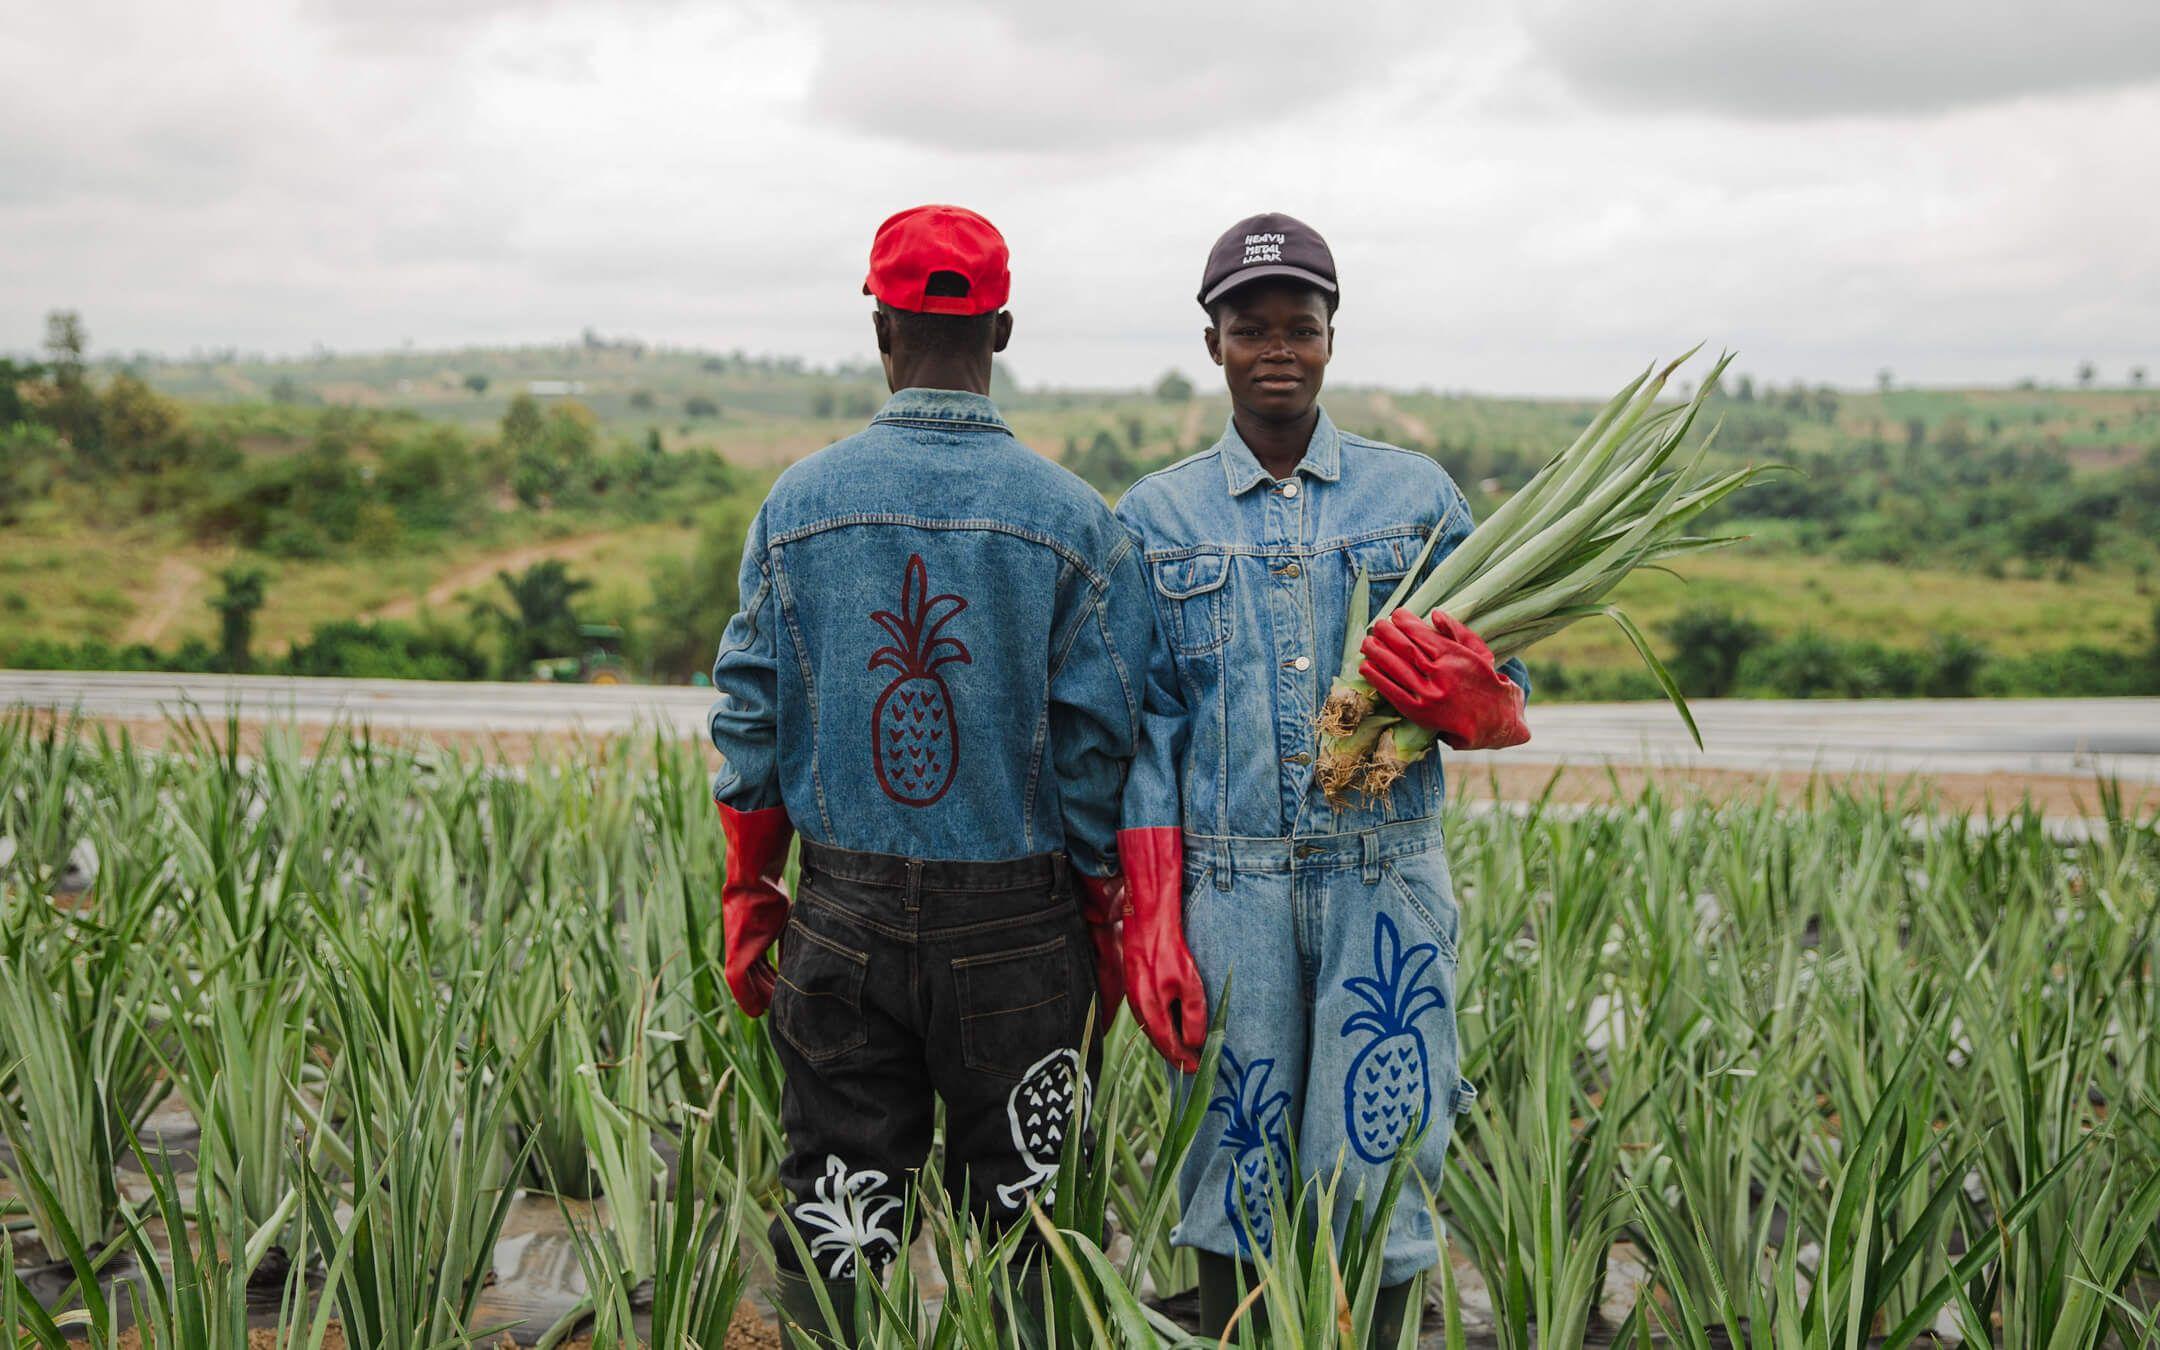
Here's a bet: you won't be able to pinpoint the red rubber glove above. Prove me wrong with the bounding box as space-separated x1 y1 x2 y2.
716 801 795 1018
1117 828 1207 1072
1077 874 1127 1026
1359 609 1530 752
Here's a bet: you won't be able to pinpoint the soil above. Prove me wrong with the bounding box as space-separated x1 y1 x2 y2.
121 556 208 646
106 1301 781 1349
1367 390 1433 444
362 532 619 625
1448 756 2160 819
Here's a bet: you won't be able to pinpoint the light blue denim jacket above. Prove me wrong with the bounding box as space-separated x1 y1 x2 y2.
708 388 1156 876
1114 409 1529 841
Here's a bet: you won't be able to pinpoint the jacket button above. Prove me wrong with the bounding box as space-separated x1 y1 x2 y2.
1278 562 1301 579
1290 656 1311 672
1284 751 1311 765
1281 480 1301 499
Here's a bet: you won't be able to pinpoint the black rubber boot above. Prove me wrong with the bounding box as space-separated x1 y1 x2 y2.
1195 1250 1268 1341
1369 1276 1422 1348
774 1265 857 1347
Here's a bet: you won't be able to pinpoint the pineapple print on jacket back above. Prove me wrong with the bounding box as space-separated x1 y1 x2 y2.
1340 913 1447 1163
868 554 972 806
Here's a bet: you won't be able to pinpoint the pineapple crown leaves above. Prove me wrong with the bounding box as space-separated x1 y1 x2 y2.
1341 913 1445 1039
1209 1048 1292 1150
868 554 973 677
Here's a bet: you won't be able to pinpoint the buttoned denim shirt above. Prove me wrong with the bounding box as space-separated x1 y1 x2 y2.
708 388 1155 877
1114 409 1529 841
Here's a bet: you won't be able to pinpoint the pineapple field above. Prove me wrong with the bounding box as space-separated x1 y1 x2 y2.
2 709 2158 1347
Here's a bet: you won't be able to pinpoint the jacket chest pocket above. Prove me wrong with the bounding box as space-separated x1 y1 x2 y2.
1343 536 1419 611
1150 552 1232 656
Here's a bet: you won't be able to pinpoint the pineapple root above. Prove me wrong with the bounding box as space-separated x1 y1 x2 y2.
1316 748 1369 806
1315 686 1374 740
1357 735 1409 803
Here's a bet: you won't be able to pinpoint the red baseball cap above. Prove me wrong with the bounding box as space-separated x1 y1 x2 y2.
863 204 1011 316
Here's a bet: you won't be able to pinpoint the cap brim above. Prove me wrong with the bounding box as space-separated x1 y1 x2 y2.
1199 265 1339 308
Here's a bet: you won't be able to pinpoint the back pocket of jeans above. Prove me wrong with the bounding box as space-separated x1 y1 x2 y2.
773 919 869 1065
955 935 1075 1081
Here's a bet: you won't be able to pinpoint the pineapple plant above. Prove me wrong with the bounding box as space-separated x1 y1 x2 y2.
1210 1048 1293 1257
996 1047 1086 1210
868 553 973 807
1339 912 1446 1164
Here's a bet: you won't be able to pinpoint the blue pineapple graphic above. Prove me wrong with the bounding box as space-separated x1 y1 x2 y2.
1210 1048 1292 1257
1340 913 1446 1164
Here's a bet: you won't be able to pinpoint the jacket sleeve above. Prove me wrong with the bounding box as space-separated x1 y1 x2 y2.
1112 500 1188 834
1045 530 1155 877
707 507 785 811
1429 473 1532 703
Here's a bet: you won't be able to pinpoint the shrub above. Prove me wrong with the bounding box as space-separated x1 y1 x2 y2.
1659 605 1767 698
280 619 491 682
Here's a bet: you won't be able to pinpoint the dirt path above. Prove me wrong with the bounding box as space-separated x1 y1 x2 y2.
1368 391 1433 444
365 533 618 624
1177 395 1209 449
122 557 207 645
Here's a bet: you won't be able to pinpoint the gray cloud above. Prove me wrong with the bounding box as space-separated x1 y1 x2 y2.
1 0 2155 396
1520 0 2160 118
803 0 1443 151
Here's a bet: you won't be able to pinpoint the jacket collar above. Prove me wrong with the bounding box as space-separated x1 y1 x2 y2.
1217 407 1342 495
870 387 1011 431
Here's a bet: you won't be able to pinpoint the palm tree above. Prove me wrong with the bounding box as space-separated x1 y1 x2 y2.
471 560 590 676
208 566 268 673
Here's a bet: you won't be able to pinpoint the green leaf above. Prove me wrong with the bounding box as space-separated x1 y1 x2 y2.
1601 605 1703 750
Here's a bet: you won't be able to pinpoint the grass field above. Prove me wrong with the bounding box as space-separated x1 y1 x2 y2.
2 716 2157 1347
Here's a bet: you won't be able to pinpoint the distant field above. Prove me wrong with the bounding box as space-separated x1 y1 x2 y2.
1533 544 2152 670
0 340 2146 692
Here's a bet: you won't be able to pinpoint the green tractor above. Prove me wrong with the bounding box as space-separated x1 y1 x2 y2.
530 623 630 685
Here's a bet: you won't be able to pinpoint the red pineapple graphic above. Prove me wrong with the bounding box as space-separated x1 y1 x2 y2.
868 555 972 806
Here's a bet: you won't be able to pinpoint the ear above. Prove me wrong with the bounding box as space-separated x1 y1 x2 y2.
873 307 893 356
1203 326 1223 367
992 310 1014 354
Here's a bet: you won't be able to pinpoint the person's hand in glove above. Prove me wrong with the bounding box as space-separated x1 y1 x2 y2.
1358 608 1530 751
716 801 795 1017
1116 827 1207 1072
1077 874 1128 1027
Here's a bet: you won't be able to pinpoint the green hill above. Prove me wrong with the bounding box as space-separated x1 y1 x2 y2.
4 328 2158 697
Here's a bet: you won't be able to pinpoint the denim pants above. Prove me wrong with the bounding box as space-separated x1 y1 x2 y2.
767 839 1101 1280
1171 818 1475 1287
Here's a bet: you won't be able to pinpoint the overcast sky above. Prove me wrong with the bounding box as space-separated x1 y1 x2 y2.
5 0 2157 394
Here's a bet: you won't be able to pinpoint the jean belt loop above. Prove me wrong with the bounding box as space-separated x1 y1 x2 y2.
1361 829 1382 885
1052 851 1073 900
1213 838 1233 892
903 857 923 914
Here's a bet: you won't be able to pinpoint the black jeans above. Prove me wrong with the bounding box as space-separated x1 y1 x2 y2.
768 839 1101 1280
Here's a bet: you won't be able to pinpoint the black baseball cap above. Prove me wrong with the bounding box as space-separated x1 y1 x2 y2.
1197 211 1339 310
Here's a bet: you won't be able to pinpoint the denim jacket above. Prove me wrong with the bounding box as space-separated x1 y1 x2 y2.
1114 409 1529 842
708 388 1156 876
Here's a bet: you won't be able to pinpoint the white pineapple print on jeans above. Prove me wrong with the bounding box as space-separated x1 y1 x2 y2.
795 1154 903 1278
997 1047 1087 1210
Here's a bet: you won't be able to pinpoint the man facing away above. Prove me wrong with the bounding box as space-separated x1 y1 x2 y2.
705 205 1159 1341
